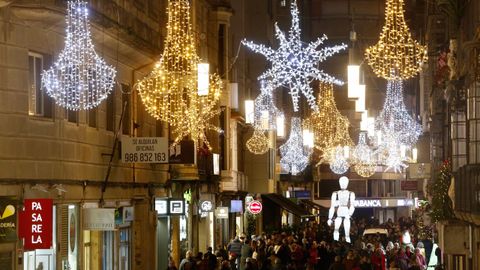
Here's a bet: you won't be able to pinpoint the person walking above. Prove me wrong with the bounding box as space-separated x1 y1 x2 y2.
179 250 196 270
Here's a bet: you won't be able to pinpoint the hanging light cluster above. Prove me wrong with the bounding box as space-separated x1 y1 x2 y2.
279 118 312 175
246 127 270 155
137 0 222 148
327 146 350 175
352 133 376 177
365 0 427 80
303 83 353 157
375 80 422 147
242 0 347 112
42 0 116 110
254 81 282 130
372 80 421 172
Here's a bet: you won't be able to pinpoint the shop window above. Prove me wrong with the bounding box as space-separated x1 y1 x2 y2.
119 228 131 270
23 206 56 270
28 52 54 118
102 231 114 270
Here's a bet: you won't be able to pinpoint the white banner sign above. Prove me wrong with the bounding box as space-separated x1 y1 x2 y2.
83 208 115 231
122 137 168 163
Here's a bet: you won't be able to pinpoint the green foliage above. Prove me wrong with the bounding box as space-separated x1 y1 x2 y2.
429 160 455 222
246 213 257 236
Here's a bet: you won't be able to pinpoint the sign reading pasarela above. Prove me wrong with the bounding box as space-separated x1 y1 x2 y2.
20 199 53 250
248 200 262 214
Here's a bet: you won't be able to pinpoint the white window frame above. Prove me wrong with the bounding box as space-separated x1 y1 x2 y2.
28 52 45 117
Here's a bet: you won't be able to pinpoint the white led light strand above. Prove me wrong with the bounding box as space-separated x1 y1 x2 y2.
328 146 350 175
375 80 422 147
254 81 282 130
280 117 311 175
242 0 347 112
352 133 376 177
42 0 116 110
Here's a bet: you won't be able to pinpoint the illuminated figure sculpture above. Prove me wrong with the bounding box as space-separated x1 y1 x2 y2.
327 176 356 242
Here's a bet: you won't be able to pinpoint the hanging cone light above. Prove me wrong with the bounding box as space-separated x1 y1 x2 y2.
42 0 116 110
303 82 353 158
365 0 427 80
137 0 222 148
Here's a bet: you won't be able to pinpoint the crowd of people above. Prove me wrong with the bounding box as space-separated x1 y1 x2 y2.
168 216 441 270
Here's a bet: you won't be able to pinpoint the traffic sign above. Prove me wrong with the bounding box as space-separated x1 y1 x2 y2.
248 200 262 215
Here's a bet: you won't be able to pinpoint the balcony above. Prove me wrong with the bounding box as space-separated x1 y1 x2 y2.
220 170 247 192
454 164 480 225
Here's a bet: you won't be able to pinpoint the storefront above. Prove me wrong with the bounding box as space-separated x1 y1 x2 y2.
154 198 186 270
315 197 420 223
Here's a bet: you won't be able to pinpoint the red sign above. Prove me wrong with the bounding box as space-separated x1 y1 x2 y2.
248 200 262 214
401 181 418 191
19 199 53 250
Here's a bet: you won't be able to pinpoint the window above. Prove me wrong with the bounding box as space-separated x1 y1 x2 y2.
156 120 164 137
28 52 53 118
218 24 226 78
119 228 131 270
102 231 114 270
87 108 97 128
106 90 115 132
121 84 131 135
67 110 79 124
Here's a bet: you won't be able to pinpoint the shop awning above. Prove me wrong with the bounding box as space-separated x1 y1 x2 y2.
262 193 313 217
300 200 328 216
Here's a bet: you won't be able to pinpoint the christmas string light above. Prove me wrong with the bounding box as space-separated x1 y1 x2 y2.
374 80 422 147
352 133 376 178
280 117 311 175
303 82 353 156
375 127 408 173
254 80 281 130
42 0 116 110
242 0 347 112
136 0 222 148
365 0 427 80
246 127 270 155
328 146 350 175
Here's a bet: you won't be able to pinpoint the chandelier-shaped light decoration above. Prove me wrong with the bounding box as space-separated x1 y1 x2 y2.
42 0 116 110
254 81 282 130
376 131 408 173
375 80 422 147
242 1 347 112
280 117 311 175
328 146 350 175
352 133 376 177
303 82 353 157
246 127 270 155
136 0 222 148
365 0 427 80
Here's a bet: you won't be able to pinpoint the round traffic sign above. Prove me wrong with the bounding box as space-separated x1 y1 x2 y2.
248 200 262 214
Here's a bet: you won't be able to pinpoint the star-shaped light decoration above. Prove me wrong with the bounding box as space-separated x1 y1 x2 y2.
280 117 312 175
242 1 347 112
